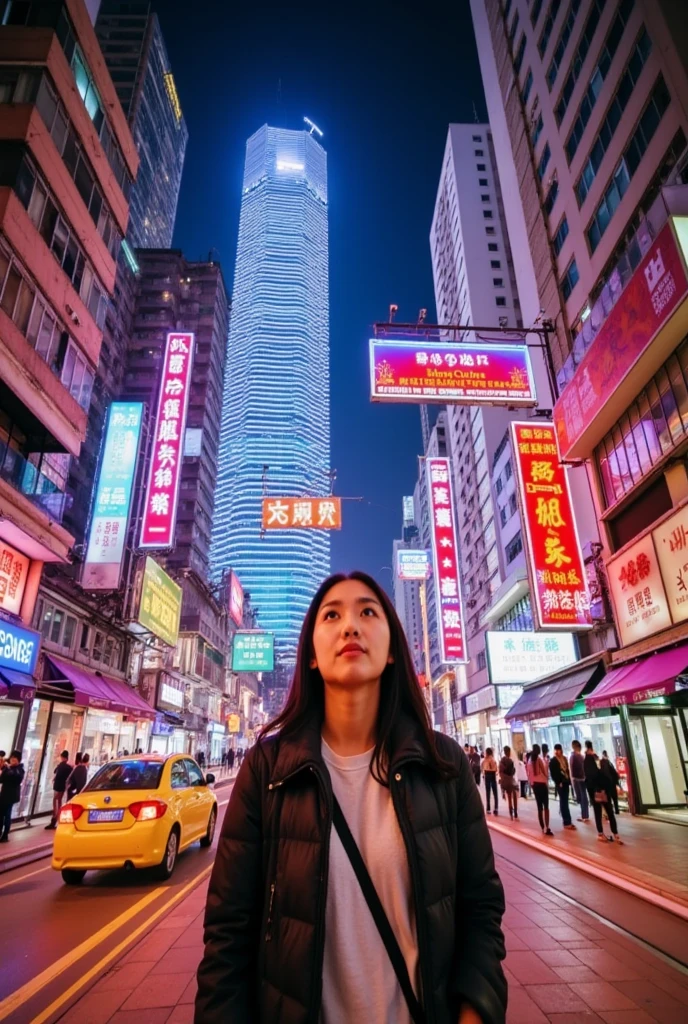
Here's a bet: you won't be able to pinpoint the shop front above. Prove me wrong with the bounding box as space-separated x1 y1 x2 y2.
0 617 40 757
208 721 226 765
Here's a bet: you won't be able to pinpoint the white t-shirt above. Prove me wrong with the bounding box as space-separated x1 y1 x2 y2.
320 738 419 1024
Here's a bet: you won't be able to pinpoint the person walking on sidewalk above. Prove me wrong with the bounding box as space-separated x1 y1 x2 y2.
515 752 529 799
196 570 507 1024
0 751 24 842
549 744 575 830
570 739 590 822
482 747 499 816
468 745 481 785
585 742 622 844
600 751 620 814
46 750 71 829
235 747 244 769
527 744 553 836
227 747 235 774
67 753 89 799
499 745 518 819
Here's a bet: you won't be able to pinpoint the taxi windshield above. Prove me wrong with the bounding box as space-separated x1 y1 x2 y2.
85 760 164 792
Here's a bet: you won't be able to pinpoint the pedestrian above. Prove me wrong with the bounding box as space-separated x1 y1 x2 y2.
499 745 518 820
227 747 235 773
195 571 507 1024
221 751 227 769
527 743 553 836
197 750 206 768
585 742 622 843
541 743 550 768
468 745 481 785
0 750 25 842
600 751 620 814
569 739 590 822
67 753 89 799
0 750 6 771
235 747 244 769
515 752 529 798
481 747 499 815
549 744 575 830
46 750 71 829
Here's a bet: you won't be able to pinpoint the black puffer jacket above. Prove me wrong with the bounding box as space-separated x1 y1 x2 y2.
195 716 507 1024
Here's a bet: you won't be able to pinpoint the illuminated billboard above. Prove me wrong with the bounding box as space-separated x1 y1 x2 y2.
426 457 467 664
82 402 143 590
0 540 30 616
138 557 182 647
232 632 275 672
262 497 341 530
397 550 431 580
486 631 578 685
511 422 592 630
229 571 244 627
370 338 536 406
140 333 194 549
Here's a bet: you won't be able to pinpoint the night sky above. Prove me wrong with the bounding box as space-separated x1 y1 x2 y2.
159 0 485 592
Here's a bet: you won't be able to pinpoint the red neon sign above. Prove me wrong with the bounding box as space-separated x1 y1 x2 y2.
511 422 592 630
426 457 468 664
140 332 195 549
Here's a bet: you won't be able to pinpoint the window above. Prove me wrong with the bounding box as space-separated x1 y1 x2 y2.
531 0 543 26
500 507 507 527
566 16 647 162
475 149 484 157
185 759 205 786
547 0 582 89
506 533 523 563
479 178 488 186
496 296 507 307
587 76 671 253
472 134 482 142
477 650 487 671
561 259 579 300
476 164 486 172
509 9 519 43
504 460 512 480
170 760 189 789
555 0 607 125
514 33 526 74
488 243 499 252
537 143 551 181
481 194 490 202
521 69 533 104
486 226 496 235
495 477 503 495
576 31 653 205
490 260 501 269
543 178 558 215
552 216 569 256
509 493 518 516
483 209 493 219
532 113 544 146
538 0 561 57
493 277 504 286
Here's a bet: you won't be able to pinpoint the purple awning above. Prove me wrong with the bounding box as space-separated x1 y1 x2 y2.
43 655 156 721
585 643 688 710
0 667 36 702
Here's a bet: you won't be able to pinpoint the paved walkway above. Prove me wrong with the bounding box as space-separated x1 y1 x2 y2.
53 855 688 1024
480 786 688 911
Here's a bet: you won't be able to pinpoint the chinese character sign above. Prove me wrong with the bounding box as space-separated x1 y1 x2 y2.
370 339 536 406
653 506 688 626
485 630 578 685
140 333 195 548
607 534 672 646
232 632 275 672
0 620 40 675
261 497 342 530
511 422 592 630
137 557 183 647
425 457 467 664
229 571 244 627
83 402 143 590
397 550 431 580
0 541 30 616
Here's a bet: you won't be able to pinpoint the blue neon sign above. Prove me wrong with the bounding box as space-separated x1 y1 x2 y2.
0 618 40 675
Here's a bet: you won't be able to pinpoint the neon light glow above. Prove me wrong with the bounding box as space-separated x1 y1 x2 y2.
276 160 305 172
426 457 468 664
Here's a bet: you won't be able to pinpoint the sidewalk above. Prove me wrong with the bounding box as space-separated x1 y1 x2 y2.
0 769 238 873
482 785 688 915
53 853 688 1024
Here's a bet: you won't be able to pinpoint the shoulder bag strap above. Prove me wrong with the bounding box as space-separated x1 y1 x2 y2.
331 795 426 1024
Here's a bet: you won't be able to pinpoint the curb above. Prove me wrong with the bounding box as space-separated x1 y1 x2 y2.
487 816 688 922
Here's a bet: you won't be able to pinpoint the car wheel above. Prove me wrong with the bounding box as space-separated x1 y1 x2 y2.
61 869 86 885
155 828 178 880
200 806 217 848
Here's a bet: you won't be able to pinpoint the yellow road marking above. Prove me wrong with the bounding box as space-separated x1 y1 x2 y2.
0 863 51 891
28 864 213 1024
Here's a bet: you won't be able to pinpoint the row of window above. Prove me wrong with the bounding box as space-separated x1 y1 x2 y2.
565 0 638 163
576 29 652 206
0 242 94 409
499 492 519 528
496 594 534 632
15 151 109 328
505 532 523 564
560 258 579 300
552 215 569 256
34 596 125 671
546 0 581 90
595 339 688 509
538 0 561 58
555 0 606 126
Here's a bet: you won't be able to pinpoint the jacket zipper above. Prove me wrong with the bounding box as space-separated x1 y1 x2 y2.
391 766 435 1024
309 763 332 1024
265 882 276 942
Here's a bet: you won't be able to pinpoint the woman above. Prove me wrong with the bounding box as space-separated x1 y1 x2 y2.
549 744 575 830
196 572 507 1024
585 743 622 844
600 751 620 814
481 747 499 816
498 746 518 820
515 752 528 799
527 744 553 836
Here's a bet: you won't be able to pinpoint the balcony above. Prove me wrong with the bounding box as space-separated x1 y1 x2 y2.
0 440 68 523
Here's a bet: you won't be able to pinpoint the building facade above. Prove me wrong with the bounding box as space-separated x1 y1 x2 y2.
210 124 331 662
471 0 688 811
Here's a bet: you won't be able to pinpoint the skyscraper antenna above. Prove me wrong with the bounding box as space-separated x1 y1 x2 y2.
473 102 480 124
304 116 323 137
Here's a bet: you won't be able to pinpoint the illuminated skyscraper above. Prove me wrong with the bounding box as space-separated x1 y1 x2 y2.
211 124 330 660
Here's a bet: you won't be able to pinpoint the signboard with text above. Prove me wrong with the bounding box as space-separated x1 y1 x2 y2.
426 457 468 664
486 630 578 684
554 218 688 461
653 505 688 626
140 332 195 548
0 541 29 616
232 632 275 672
0 619 40 675
370 338 536 405
607 533 672 646
397 549 431 580
138 557 182 647
83 402 143 590
229 571 244 627
262 497 341 530
511 422 592 630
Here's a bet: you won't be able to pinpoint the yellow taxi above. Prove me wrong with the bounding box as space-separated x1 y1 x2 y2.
52 754 218 885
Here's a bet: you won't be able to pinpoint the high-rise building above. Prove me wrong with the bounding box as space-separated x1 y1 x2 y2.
96 2 188 249
470 0 688 808
392 496 424 675
210 124 331 662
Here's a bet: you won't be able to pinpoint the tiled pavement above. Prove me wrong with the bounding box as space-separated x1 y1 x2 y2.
56 858 688 1024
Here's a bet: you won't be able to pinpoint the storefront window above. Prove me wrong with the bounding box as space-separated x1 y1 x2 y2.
0 703 20 756
35 703 84 815
16 698 49 816
82 708 124 766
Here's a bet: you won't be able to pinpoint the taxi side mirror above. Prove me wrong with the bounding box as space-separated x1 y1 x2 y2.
205 772 215 785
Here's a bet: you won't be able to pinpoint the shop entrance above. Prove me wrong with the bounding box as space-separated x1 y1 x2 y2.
627 708 688 808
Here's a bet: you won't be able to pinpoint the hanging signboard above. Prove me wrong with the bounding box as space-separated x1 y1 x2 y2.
653 504 688 626
229 571 244 626
262 497 341 530
369 338 536 405
425 457 468 664
486 630 578 684
140 332 195 548
396 549 431 580
138 557 183 647
0 541 30 616
0 619 40 675
511 422 592 630
83 402 143 590
232 632 275 672
607 533 672 646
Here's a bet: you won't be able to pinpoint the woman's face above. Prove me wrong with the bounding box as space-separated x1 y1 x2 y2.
311 579 392 689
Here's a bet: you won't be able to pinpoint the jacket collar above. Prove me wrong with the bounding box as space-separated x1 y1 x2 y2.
268 711 433 787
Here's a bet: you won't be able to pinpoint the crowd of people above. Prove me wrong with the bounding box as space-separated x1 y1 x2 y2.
464 740 623 844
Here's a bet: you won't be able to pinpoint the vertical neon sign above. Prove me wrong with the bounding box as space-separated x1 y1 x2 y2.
426 457 468 664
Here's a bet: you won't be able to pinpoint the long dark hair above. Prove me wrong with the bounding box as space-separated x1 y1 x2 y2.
259 571 457 784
